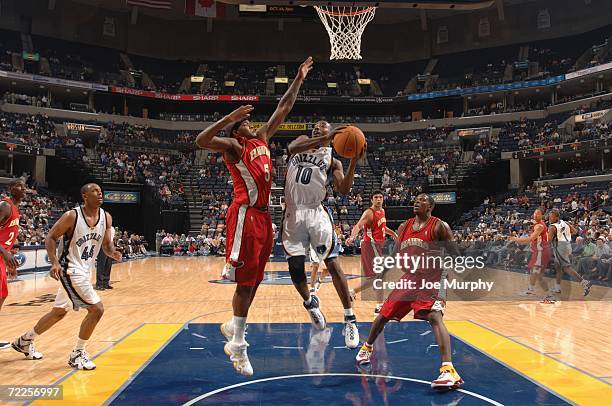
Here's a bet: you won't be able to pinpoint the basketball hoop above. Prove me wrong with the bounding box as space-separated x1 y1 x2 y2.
314 5 377 60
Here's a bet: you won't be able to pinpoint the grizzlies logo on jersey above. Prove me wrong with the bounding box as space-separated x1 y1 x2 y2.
285 147 333 208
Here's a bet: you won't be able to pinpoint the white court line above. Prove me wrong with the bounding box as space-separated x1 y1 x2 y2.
273 346 304 350
191 333 207 339
386 339 409 344
182 373 503 406
420 331 432 336
190 347 205 350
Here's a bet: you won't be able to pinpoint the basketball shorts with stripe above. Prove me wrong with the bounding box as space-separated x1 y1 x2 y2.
55 268 100 311
552 242 572 267
224 203 273 286
282 205 339 262
528 247 551 273
361 239 386 277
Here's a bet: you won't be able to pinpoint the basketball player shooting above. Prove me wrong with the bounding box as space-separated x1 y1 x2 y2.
12 183 122 370
195 56 313 376
547 209 591 296
356 194 464 390
282 121 364 349
0 179 26 350
346 190 398 314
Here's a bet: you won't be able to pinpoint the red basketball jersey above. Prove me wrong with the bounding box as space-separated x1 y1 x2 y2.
224 137 273 208
397 215 442 299
531 220 548 251
399 216 439 244
363 208 387 242
0 198 20 250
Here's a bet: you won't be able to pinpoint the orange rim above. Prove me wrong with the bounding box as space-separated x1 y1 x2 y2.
314 6 376 17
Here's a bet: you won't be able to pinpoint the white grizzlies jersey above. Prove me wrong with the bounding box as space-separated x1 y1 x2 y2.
60 206 107 272
285 147 333 208
552 219 571 244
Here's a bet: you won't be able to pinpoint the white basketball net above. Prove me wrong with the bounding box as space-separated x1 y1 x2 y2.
314 6 377 60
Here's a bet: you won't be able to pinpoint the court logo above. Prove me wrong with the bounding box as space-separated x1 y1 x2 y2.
15 252 26 268
210 270 359 285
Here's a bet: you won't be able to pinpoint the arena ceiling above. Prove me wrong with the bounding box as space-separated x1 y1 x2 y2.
66 0 506 24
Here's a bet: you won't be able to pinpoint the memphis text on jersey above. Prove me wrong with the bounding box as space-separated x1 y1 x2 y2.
289 153 328 171
75 232 103 247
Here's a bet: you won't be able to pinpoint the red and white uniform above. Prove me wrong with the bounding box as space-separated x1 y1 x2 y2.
527 219 550 272
361 208 387 277
380 215 445 321
0 198 20 299
223 137 274 286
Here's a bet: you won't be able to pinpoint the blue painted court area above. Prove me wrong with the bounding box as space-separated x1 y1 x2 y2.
110 322 568 406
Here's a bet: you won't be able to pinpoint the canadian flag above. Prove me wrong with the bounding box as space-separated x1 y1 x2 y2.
185 0 225 18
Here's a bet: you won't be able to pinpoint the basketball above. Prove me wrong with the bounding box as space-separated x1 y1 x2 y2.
332 126 366 158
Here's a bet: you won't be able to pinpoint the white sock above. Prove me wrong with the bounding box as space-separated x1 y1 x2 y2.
304 296 312 306
75 338 87 351
344 308 354 317
554 282 561 290
23 329 38 340
527 284 534 291
231 316 247 345
225 319 234 332
442 361 453 367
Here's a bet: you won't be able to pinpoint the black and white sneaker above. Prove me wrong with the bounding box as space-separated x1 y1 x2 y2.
374 304 382 315
0 341 11 350
304 295 326 330
11 336 43 360
343 315 359 349
68 349 96 370
581 280 592 296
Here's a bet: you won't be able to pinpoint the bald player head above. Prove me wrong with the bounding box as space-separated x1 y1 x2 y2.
81 183 103 209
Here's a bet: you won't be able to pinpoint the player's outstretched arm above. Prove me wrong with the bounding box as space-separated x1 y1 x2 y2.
257 57 313 142
509 224 544 245
385 227 399 241
195 105 251 155
45 210 77 280
103 213 122 261
287 126 346 156
346 209 373 244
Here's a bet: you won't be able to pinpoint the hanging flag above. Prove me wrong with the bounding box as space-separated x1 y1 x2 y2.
185 0 226 18
126 0 172 10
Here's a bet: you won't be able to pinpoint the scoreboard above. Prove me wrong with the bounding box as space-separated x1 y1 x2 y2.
65 122 102 136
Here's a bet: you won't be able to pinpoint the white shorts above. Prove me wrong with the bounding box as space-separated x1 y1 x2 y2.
552 243 572 267
55 268 100 311
282 205 339 262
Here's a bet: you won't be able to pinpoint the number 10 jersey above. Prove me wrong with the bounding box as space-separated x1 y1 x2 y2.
285 147 333 208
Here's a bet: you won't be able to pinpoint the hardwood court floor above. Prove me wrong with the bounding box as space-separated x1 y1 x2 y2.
0 256 610 390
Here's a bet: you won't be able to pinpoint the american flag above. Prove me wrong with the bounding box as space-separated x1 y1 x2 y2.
126 0 172 9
